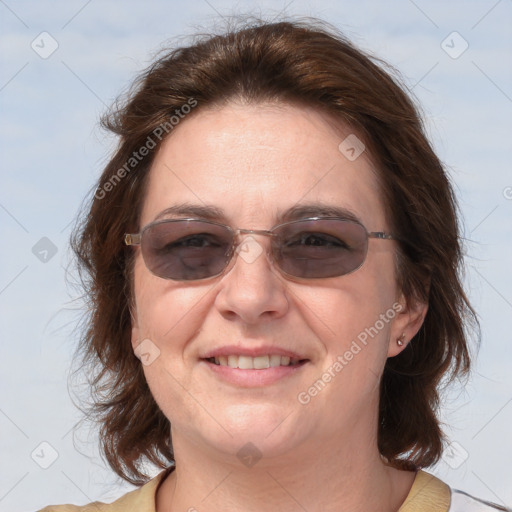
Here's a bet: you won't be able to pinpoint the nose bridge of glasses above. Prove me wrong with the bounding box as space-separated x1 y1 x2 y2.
227 227 278 270
235 227 278 238
233 228 279 256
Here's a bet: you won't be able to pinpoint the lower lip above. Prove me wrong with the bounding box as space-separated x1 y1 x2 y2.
201 359 308 387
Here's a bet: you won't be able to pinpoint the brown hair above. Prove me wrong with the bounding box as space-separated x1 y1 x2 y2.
71 17 477 484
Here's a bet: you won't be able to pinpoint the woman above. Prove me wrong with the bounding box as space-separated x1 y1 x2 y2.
40 18 509 512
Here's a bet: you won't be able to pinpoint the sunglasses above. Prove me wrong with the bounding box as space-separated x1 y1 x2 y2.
124 217 395 281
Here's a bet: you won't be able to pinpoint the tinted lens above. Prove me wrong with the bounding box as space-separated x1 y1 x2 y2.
141 220 233 280
274 219 368 278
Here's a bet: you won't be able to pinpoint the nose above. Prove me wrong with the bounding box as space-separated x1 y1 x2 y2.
214 234 289 324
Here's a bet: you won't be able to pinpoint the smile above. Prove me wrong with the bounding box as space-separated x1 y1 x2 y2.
201 355 309 387
205 354 305 369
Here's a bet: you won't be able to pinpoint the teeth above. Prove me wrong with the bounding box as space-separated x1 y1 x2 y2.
238 356 254 369
253 355 269 369
269 355 282 367
211 355 302 369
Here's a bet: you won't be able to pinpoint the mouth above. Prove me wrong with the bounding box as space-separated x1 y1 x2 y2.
200 353 310 387
203 355 309 369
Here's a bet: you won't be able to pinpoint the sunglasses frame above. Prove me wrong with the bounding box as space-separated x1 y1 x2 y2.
124 216 396 281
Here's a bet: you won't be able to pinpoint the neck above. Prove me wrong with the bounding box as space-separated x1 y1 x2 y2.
156 431 415 512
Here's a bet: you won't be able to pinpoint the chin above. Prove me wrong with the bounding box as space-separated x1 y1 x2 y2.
179 401 308 462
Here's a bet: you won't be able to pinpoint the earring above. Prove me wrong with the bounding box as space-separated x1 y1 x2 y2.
397 333 405 347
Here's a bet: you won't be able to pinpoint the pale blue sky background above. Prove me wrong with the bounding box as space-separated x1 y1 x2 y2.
1 1 511 511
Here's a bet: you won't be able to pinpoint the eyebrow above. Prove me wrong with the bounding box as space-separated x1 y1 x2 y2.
280 203 360 224
153 204 230 223
152 202 362 225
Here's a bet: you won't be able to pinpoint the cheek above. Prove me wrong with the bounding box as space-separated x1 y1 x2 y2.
300 253 398 366
131 262 216 403
132 267 216 421
132 256 209 344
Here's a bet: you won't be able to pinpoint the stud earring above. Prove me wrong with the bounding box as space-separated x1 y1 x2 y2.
397 333 405 347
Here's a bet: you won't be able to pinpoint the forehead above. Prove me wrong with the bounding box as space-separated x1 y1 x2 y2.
140 101 387 229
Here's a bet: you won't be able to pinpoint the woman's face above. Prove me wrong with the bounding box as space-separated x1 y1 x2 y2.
131 101 421 463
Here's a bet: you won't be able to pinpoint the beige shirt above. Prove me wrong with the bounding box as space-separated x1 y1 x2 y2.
38 469 506 512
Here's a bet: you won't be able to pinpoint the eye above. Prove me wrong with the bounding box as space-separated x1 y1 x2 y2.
174 234 220 248
287 232 349 249
158 233 226 252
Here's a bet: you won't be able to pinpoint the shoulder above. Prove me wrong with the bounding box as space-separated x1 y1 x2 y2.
449 489 511 512
37 469 170 512
399 470 511 512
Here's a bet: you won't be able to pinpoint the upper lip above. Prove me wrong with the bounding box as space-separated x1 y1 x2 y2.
201 345 309 360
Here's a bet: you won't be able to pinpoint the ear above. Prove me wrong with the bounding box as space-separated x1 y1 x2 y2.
387 293 428 357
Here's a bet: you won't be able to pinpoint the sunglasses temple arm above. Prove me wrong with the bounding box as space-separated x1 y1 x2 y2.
368 232 395 240
124 233 141 246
